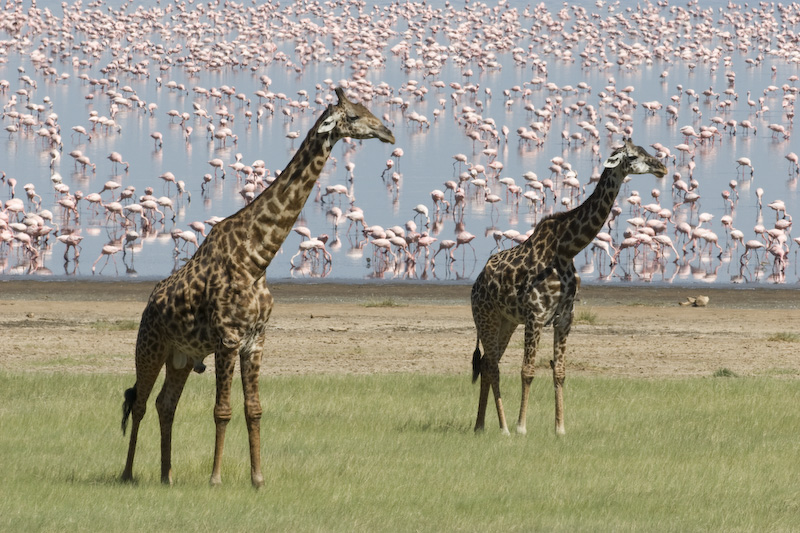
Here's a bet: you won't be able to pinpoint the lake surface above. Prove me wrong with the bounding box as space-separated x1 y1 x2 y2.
1 0 799 286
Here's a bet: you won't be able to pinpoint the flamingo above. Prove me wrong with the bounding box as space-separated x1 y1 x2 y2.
736 157 754 178
740 240 765 266
454 231 477 261
412 204 429 227
208 159 225 178
92 244 122 274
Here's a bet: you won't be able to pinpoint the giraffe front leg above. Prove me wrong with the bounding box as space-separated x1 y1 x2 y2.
240 347 265 489
155 362 192 485
210 347 237 487
491 377 510 436
551 318 571 436
517 318 543 435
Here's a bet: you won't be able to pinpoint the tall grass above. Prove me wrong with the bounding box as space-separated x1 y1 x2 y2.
1 371 799 532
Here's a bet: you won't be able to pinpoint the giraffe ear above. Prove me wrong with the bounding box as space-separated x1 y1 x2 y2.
603 151 624 168
317 115 337 134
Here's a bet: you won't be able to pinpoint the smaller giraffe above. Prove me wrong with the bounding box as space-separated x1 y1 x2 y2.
470 139 667 435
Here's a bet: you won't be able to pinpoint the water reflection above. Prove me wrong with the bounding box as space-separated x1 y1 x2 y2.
1 0 798 287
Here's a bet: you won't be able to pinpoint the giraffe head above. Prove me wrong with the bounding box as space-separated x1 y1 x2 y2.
316 88 395 144
603 137 668 178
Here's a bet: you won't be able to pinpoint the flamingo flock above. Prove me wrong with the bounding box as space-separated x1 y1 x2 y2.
0 0 799 284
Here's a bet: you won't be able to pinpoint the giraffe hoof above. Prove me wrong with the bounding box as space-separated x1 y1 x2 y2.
209 475 222 487
500 427 511 436
516 425 527 435
252 474 265 489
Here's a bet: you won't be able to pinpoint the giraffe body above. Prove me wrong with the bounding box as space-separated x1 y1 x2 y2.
470 139 667 436
121 88 394 487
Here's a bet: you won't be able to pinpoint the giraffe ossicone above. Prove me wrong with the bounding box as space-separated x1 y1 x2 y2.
120 88 393 487
470 138 667 436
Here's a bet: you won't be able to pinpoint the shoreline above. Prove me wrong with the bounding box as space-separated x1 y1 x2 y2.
1 278 799 309
2 279 799 378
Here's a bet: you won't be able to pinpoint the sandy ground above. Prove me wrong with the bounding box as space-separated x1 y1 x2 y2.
1 280 799 379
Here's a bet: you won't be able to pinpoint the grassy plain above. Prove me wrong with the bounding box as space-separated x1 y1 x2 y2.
2 371 799 532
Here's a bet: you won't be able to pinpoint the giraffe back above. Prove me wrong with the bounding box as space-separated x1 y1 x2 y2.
136 222 274 369
471 218 565 325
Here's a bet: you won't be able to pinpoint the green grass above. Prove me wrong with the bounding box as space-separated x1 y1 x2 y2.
575 309 599 325
89 319 140 331
767 332 800 343
2 371 800 532
363 297 406 308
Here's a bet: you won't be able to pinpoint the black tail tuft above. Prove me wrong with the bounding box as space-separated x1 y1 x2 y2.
121 385 137 435
472 339 482 383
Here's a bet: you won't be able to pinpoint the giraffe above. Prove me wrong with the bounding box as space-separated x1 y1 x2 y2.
470 138 667 436
120 88 394 487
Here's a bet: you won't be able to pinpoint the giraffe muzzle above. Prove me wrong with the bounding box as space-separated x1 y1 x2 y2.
376 125 395 144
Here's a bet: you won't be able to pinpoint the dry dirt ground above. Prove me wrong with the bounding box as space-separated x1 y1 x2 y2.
1 280 799 379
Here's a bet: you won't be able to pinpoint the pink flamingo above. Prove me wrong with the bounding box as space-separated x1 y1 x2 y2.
56 232 83 260
454 231 477 261
391 147 404 169
740 240 765 266
736 157 754 178
92 244 122 274
150 131 163 148
108 152 130 172
208 159 225 178
189 221 207 237
433 239 457 265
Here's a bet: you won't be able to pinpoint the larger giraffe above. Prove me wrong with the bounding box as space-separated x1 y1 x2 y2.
121 88 394 487
470 139 667 435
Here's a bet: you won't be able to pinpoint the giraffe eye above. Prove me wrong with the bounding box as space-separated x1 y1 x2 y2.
346 114 358 122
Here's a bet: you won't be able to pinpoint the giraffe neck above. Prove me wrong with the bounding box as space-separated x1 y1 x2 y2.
555 165 626 258
224 110 336 278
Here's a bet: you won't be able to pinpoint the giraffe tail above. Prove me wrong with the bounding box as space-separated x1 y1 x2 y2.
472 337 482 383
121 385 137 435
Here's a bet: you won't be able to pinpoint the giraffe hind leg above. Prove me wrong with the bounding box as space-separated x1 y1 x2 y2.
551 320 571 436
121 324 170 483
551 268 577 435
471 337 482 383
121 366 162 483
121 386 137 435
121 384 140 483
474 366 491 433
473 322 515 435
516 318 544 435
156 362 193 485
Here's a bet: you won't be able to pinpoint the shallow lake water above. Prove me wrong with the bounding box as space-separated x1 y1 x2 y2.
1 0 799 286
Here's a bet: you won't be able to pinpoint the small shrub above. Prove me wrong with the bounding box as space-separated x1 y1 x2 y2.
713 368 738 378
89 320 139 331
364 298 405 308
575 310 598 325
767 332 800 343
